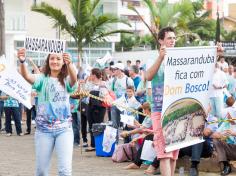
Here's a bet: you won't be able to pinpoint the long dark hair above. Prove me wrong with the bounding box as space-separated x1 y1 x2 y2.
91 68 102 79
43 54 68 87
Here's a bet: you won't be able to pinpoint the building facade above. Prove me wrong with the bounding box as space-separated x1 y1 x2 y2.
5 0 26 66
4 0 153 66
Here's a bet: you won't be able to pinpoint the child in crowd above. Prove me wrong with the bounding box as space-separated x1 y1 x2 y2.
112 86 141 142
0 94 23 136
123 102 159 174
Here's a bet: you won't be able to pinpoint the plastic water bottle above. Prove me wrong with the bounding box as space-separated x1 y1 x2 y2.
179 167 185 176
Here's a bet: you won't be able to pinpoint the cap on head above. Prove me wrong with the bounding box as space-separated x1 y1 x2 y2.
111 63 125 71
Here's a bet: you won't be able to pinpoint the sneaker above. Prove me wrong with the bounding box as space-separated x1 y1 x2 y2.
24 132 30 135
32 120 36 125
6 133 12 137
221 165 231 176
18 133 24 136
11 120 15 125
189 167 198 176
82 142 88 148
74 143 80 147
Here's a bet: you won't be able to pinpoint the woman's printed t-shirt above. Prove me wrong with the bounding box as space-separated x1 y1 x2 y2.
151 64 164 112
32 75 77 131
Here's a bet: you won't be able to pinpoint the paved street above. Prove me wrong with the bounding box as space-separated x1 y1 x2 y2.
0 123 233 176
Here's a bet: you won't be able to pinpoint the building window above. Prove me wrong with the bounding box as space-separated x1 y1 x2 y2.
128 1 141 7
122 0 141 7
121 15 142 21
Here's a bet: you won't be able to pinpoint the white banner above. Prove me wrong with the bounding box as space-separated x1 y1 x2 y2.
96 52 112 66
140 140 156 162
120 114 135 126
162 46 217 152
102 126 117 153
24 36 66 54
0 58 32 109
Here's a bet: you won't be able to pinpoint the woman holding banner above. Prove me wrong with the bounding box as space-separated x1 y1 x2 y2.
17 48 77 176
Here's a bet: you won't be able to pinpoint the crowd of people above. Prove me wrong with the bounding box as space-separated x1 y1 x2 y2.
0 26 235 176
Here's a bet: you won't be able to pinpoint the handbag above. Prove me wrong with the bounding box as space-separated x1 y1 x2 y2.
101 91 116 108
112 143 137 162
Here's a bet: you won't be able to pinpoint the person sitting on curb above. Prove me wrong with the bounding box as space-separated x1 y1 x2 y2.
204 96 236 176
122 102 159 175
178 140 213 176
120 102 151 142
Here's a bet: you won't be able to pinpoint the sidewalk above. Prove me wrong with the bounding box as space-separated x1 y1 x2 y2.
0 124 229 176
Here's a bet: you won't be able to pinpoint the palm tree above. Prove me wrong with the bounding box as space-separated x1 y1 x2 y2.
0 0 5 56
222 30 236 41
31 0 131 62
177 0 216 46
129 0 216 46
129 0 193 44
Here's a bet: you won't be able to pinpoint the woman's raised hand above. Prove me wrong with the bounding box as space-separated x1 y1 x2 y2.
17 48 26 62
63 53 72 66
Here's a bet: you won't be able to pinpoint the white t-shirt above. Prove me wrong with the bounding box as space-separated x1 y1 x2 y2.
111 75 134 98
221 104 236 119
217 61 229 70
209 69 228 98
114 95 141 113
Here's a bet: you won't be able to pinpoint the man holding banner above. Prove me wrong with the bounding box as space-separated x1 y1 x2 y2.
146 26 224 176
146 27 178 176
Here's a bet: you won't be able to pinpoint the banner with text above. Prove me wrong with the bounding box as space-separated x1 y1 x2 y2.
24 36 66 54
162 46 217 152
0 57 32 109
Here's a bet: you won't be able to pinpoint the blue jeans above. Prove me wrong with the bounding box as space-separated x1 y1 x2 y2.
4 107 22 134
18 103 23 121
0 101 4 129
35 127 73 176
179 140 212 162
72 112 80 144
111 106 121 129
210 97 223 118
179 143 203 162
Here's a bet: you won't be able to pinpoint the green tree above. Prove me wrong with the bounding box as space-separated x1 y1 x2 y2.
129 0 193 44
115 33 137 51
32 0 131 62
139 34 157 49
115 33 156 51
129 0 216 46
222 30 236 41
184 0 216 44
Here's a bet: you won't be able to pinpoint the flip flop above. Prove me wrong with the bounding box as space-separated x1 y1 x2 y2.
85 148 95 152
144 169 160 175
